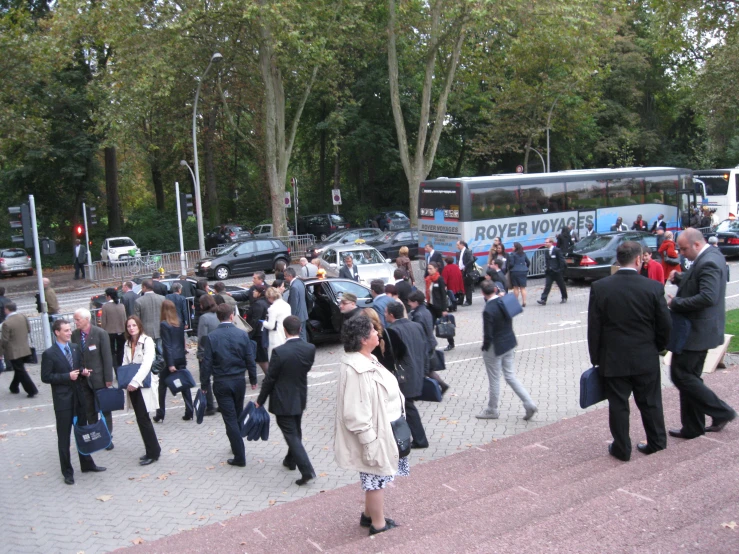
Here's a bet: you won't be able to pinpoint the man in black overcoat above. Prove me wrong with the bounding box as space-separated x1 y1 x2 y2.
537 236 568 305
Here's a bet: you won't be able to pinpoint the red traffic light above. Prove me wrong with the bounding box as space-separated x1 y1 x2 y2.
76 225 84 236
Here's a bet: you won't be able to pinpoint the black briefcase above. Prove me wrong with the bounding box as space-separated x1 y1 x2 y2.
194 389 206 424
579 366 606 409
95 387 125 412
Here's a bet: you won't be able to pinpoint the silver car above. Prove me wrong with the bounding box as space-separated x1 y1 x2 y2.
319 244 395 284
0 248 33 277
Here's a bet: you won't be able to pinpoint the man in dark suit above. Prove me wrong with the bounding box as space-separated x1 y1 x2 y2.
122 281 139 318
668 228 737 438
285 268 309 341
588 242 671 461
72 308 115 450
134 280 165 339
41 319 106 484
537 237 568 305
151 272 167 296
166 282 190 329
177 275 197 298
423 243 443 278
73 238 87 280
338 255 359 281
393 269 412 309
456 240 476 306
201 304 257 467
650 214 667 234
256 316 316 486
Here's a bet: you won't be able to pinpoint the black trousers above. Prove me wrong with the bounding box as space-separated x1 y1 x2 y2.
541 270 567 302
54 388 95 478
213 378 246 464
428 305 454 348
276 414 315 478
74 259 85 279
108 333 126 368
156 373 193 420
606 371 666 460
129 388 161 459
81 384 113 436
405 398 428 447
9 358 38 395
670 350 736 438
463 274 474 304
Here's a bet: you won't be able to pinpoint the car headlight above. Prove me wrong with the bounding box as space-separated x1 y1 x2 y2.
201 261 212 268
314 248 323 254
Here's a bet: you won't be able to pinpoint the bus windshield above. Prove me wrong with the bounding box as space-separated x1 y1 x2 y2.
694 173 729 196
420 186 460 220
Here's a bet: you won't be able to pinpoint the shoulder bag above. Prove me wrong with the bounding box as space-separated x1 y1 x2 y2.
390 403 412 458
73 412 112 455
435 315 456 339
94 387 126 412
149 338 165 375
383 328 407 385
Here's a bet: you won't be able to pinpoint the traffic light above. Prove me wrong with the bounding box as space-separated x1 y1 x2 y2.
75 224 85 237
8 204 32 249
85 205 97 225
179 192 194 222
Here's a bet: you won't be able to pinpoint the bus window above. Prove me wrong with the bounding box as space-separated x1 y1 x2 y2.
608 178 644 207
565 180 606 210
693 173 729 196
645 176 677 206
419 187 460 220
470 186 518 219
520 182 566 214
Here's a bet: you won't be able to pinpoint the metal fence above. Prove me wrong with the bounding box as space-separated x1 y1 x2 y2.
279 234 315 260
28 312 78 351
528 249 548 278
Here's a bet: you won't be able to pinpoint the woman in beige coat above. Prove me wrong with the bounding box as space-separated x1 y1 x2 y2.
123 315 161 466
334 314 408 536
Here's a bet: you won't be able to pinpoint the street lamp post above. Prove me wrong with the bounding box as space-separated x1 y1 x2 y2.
191 52 223 258
526 146 546 173
546 98 559 174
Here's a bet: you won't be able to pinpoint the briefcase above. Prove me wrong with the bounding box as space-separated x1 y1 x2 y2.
239 401 257 438
419 377 442 402
164 369 196 395
117 363 151 389
499 294 523 319
579 366 606 409
94 387 125 412
435 315 456 339
247 406 270 442
430 349 446 371
666 312 692 355
194 389 206 424
73 412 112 455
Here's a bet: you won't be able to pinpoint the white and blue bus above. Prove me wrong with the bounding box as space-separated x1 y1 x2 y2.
417 167 696 263
693 168 739 223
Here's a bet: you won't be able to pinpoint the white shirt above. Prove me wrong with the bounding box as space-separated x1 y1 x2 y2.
74 245 80 257
458 248 466 270
694 243 711 262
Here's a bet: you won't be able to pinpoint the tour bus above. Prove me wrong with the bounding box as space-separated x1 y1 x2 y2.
692 167 739 223
417 167 696 262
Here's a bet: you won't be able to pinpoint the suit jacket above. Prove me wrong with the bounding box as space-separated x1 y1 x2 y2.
409 303 438 352
166 293 189 327
588 269 671 377
122 290 139 318
0 295 9 324
41 342 84 412
201 323 256 384
482 296 517 356
256 338 316 415
160 321 187 368
71 325 114 390
151 280 167 296
670 246 727 351
134 292 165 339
177 279 197 298
395 279 412 307
101 301 127 334
338 265 359 281
544 247 566 273
457 248 476 277
387 318 427 398
74 244 87 264
371 294 394 328
287 278 309 322
632 220 648 231
1 312 31 360
45 287 60 314
424 250 444 276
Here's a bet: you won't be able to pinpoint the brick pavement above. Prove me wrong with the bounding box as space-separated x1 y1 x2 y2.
2 263 739 553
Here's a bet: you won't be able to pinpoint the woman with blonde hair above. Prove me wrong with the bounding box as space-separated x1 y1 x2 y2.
363 308 395 370
658 231 681 282
395 246 415 286
264 286 292 358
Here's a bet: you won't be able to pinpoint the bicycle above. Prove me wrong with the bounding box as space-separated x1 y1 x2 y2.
126 252 163 276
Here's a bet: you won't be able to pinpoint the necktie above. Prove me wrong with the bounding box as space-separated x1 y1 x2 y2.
80 332 86 348
64 345 73 368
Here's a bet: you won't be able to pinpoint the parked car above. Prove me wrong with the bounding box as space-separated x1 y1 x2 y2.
306 228 384 260
196 238 290 280
318 244 395 284
252 223 295 238
297 213 349 241
0 248 33 277
204 224 254 251
100 237 140 265
710 219 739 257
373 211 411 231
367 228 419 261
564 231 658 281
303 277 373 343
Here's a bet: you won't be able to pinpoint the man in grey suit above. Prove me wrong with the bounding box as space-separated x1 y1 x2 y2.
668 228 737 439
2 302 38 397
285 268 309 341
122 281 139 318
134 279 165 339
73 238 87 280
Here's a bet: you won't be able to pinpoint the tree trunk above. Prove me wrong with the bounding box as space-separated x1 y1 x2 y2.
453 137 466 177
151 160 165 211
104 146 122 234
204 105 219 227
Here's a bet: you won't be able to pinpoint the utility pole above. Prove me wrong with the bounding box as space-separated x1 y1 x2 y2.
175 182 187 275
29 195 51 349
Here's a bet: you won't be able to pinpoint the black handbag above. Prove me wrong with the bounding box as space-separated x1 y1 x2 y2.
150 338 165 375
429 349 446 371
391 408 412 458
383 328 407 385
94 387 126 412
73 412 112 455
435 316 456 339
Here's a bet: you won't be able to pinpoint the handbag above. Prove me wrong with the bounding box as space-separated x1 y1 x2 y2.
194 388 206 424
117 363 152 389
73 412 112 455
94 387 126 412
390 406 412 458
23 347 38 365
429 349 446 371
499 293 523 319
383 328 407 385
665 255 680 266
164 368 196 395
149 338 165 375
435 316 456 339
579 366 606 409
419 376 442 402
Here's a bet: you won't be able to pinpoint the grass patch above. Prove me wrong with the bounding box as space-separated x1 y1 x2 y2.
725 309 739 352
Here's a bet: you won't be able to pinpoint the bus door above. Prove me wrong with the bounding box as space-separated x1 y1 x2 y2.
677 188 697 230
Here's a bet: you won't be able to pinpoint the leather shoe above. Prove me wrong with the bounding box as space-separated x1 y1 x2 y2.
204 409 216 416
560 298 568 303
608 443 629 462
439 383 449 395
369 520 398 535
537 300 546 306
182 415 193 421
64 476 75 485
411 441 428 449
282 459 297 471
668 428 693 439
139 454 149 461
81 465 107 473
153 414 164 423
27 392 37 398
106 443 115 451
295 474 315 486
9 388 19 394
636 443 658 455
139 457 158 466
360 513 396 528
227 458 246 467
444 345 455 352
706 413 736 432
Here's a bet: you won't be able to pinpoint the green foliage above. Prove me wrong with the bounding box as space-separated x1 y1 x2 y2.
120 206 199 253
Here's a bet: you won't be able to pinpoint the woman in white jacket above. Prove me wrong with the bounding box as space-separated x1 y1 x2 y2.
123 315 162 466
264 286 292 359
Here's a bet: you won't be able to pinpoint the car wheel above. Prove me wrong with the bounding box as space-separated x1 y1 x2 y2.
215 265 230 280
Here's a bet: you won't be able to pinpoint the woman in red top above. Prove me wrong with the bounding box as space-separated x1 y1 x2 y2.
441 256 465 310
657 231 681 282
640 249 665 283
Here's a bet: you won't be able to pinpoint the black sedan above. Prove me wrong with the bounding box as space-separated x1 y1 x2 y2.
711 219 739 257
303 277 373 344
366 228 419 262
564 231 658 281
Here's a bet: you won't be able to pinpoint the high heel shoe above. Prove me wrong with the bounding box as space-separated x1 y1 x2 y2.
522 302 526 308
153 414 164 423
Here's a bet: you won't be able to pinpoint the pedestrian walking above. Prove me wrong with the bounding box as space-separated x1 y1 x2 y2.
395 247 415 286
134 279 165 339
154 300 194 423
43 278 60 315
264 286 292 359
478 280 537 420
73 238 87 280
213 281 239 315
200 304 257 467
408 290 449 394
3 301 39 397
299 257 318 278
441 256 464 310
339 292 364 322
588 242 671 461
0 287 10 324
101 287 127 367
423 243 443 278
246 284 270 373
508 242 530 307
537 237 568 305
658 231 681 282
285 268 309 341
393 269 413 309
640 249 665 283
667 228 737 438
370 279 393 328
197 295 220 416
456 240 475 306
424 262 454 351
150 272 167 296
256 316 316 486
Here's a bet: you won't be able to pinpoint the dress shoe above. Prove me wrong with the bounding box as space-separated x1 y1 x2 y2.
282 459 297 471
295 473 315 486
64 476 75 485
560 298 568 304
523 406 538 421
706 412 736 432
369 520 398 535
216 407 222 413
411 441 428 449
444 345 455 352
668 428 694 439
475 410 499 419
537 300 546 306
439 382 449 395
106 443 115 451
27 392 37 398
204 409 216 416
139 457 158 466
608 443 630 462
463 302 472 307
9 388 19 394
139 454 149 461
153 414 164 423
81 466 107 473
522 302 526 308
636 443 658 455
227 458 246 467
360 513 396 528
182 415 193 421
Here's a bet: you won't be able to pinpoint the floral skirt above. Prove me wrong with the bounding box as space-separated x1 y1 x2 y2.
359 456 410 492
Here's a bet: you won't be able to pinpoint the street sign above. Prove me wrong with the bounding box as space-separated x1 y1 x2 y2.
516 165 524 173
284 192 292 208
332 189 342 206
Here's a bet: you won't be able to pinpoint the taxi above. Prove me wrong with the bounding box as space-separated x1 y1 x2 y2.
318 240 395 284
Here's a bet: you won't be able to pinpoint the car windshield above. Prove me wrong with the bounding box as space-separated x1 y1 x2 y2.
331 281 372 299
716 219 739 233
329 214 347 224
340 249 384 265
1 249 27 258
324 230 350 242
109 239 135 248
574 235 615 253
217 242 240 256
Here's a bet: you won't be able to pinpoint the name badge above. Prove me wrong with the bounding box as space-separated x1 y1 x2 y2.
88 345 97 351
